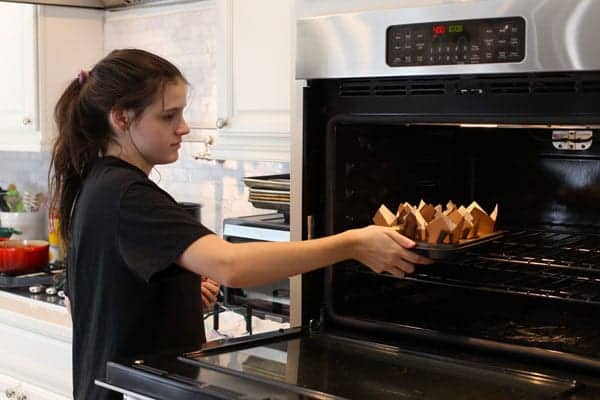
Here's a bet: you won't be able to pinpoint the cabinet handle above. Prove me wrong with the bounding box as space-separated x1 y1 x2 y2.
216 118 227 129
22 117 32 126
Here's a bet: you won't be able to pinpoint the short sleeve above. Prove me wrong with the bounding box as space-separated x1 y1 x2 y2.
117 182 213 282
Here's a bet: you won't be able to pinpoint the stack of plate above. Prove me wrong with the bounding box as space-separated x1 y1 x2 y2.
243 174 290 216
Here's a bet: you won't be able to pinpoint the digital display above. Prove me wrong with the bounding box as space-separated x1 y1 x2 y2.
387 17 526 67
432 25 446 35
449 24 464 33
432 24 463 36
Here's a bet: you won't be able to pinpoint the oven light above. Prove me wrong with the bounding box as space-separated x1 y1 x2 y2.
459 123 499 128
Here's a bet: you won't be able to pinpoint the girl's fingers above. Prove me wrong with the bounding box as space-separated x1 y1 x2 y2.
385 229 416 248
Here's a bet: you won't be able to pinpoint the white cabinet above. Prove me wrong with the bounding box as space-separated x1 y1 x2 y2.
0 4 104 152
211 0 292 162
0 4 38 148
0 372 70 400
0 292 72 400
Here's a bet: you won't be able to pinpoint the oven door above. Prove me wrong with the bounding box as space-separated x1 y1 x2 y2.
101 328 599 400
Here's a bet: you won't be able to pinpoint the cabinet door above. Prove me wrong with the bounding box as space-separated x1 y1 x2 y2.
212 0 291 162
0 4 37 134
0 372 70 400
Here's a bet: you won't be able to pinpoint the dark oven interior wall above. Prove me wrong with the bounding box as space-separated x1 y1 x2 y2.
329 123 600 232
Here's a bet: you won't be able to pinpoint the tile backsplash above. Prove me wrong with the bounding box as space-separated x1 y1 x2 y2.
0 1 289 236
0 149 288 236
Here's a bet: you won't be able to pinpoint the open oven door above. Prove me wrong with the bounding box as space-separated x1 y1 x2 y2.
99 327 599 400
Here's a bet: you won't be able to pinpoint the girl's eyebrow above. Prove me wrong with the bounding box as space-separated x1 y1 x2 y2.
161 105 185 113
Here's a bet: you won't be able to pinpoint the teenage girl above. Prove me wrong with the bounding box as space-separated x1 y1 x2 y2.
50 49 432 400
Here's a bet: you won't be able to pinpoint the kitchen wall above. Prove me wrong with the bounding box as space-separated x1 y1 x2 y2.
0 0 289 235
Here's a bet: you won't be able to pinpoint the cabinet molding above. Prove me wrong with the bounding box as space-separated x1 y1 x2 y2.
209 131 290 162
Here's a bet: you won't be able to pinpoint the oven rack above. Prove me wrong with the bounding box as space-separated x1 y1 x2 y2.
345 229 600 305
409 260 600 305
468 229 600 273
422 229 600 304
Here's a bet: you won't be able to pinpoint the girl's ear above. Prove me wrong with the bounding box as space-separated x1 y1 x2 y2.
109 108 133 135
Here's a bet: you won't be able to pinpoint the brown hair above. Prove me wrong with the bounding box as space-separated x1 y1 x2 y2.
49 49 187 242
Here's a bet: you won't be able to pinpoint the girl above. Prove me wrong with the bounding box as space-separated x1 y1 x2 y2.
50 49 431 400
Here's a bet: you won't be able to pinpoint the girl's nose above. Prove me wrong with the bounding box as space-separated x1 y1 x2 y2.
177 118 190 136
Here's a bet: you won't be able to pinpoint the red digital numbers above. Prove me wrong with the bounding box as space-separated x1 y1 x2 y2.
433 25 446 35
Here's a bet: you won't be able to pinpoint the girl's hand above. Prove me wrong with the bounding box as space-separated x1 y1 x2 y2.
348 225 433 278
201 277 220 309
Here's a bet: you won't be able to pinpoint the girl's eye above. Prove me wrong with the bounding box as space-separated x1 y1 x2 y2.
163 114 175 120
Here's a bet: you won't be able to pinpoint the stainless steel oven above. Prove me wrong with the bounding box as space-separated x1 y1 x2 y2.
99 1 600 398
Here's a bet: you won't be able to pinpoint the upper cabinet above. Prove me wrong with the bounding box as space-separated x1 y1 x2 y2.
211 0 292 162
0 4 38 150
0 4 103 152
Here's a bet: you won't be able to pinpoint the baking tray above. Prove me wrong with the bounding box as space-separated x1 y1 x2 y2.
414 231 505 260
249 199 290 214
244 174 290 191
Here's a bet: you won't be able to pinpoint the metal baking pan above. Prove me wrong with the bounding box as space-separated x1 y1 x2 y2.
243 174 290 191
414 231 505 260
249 199 290 214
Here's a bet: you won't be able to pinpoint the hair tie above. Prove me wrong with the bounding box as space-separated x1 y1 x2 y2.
77 69 90 85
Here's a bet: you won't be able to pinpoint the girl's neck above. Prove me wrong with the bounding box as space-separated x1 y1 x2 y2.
105 143 152 175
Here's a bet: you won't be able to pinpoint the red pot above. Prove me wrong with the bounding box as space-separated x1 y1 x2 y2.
0 240 49 274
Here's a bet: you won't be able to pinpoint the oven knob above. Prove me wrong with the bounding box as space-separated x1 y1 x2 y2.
5 388 16 398
28 285 44 294
16 394 27 400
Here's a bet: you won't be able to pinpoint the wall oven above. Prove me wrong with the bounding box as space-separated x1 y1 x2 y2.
99 1 600 398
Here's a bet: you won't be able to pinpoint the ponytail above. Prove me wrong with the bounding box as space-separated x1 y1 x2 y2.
50 78 104 243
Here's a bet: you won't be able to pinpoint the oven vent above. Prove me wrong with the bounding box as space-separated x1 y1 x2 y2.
581 80 600 93
489 80 530 94
338 74 597 97
338 80 372 96
339 79 448 96
406 81 446 95
532 77 577 94
373 81 408 96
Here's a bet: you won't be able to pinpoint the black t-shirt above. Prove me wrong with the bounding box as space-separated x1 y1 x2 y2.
65 156 213 400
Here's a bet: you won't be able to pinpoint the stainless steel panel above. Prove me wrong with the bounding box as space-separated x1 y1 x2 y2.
296 0 600 78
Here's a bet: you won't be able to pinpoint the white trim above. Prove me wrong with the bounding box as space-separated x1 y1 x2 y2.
0 131 42 151
209 131 290 162
95 380 157 400
224 224 290 242
105 0 214 19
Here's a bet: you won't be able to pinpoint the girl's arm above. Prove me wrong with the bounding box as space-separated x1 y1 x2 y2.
177 225 432 288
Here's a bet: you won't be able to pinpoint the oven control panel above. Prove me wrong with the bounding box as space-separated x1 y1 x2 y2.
387 17 525 67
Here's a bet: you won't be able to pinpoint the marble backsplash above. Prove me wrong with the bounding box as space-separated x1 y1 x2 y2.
0 149 288 235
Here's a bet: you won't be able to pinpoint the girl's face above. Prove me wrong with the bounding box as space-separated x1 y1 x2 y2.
128 79 190 171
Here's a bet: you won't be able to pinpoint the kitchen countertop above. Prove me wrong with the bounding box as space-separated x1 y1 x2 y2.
0 287 71 341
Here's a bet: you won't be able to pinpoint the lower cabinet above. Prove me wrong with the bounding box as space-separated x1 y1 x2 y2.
0 299 72 400
0 373 69 400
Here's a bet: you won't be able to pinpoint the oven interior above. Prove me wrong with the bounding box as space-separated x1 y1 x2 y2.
319 118 600 367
